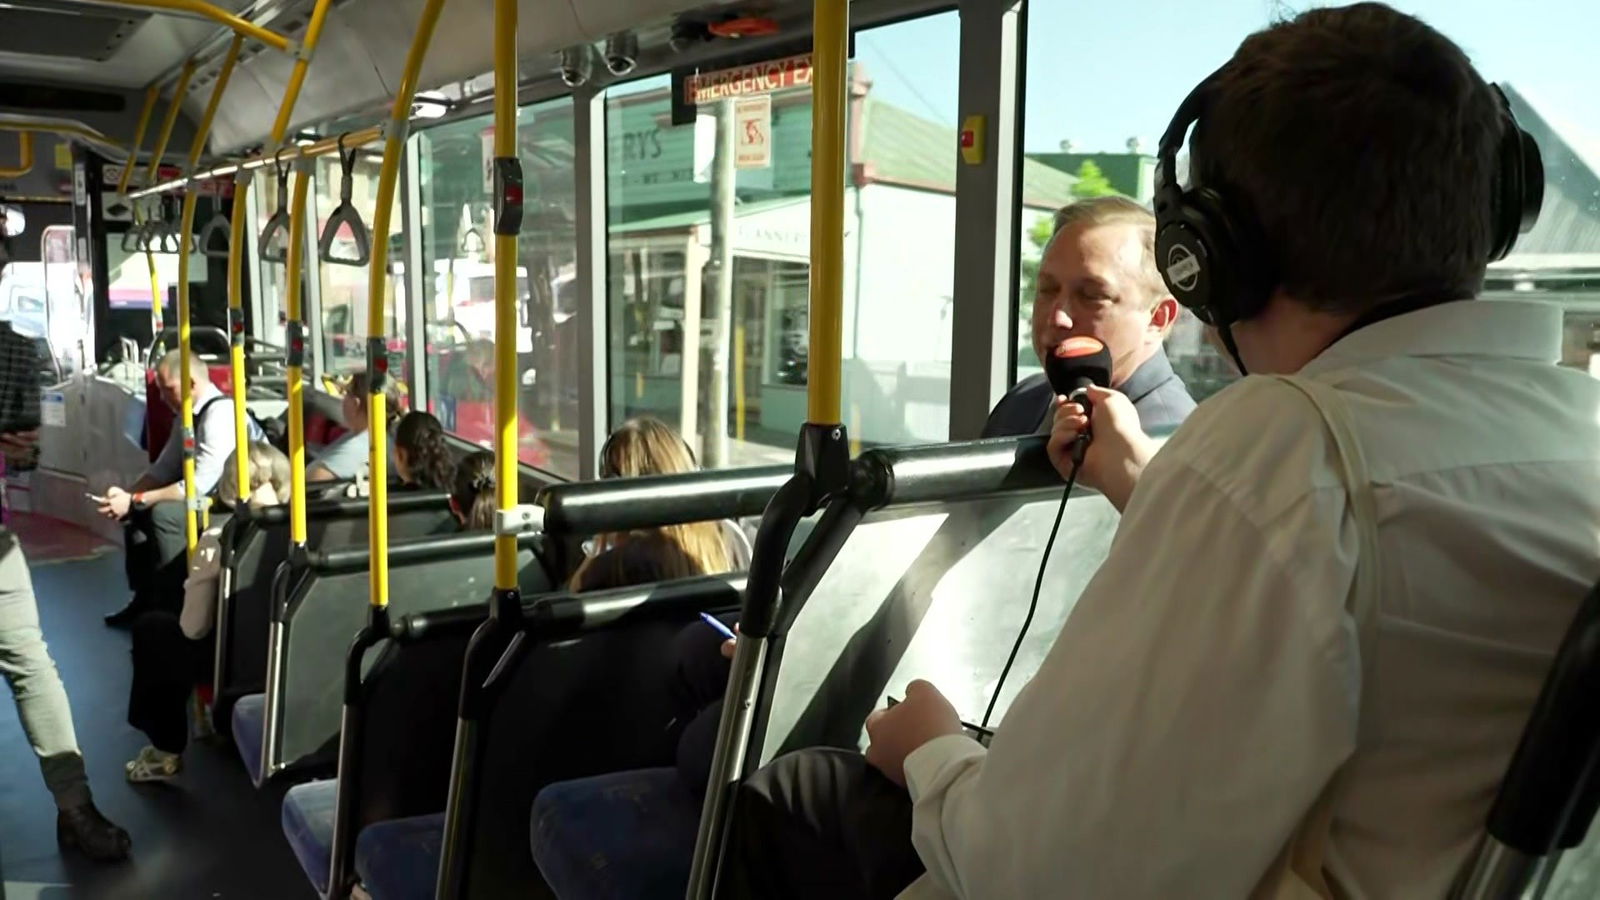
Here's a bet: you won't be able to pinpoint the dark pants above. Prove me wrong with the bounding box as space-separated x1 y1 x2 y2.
123 500 189 615
721 748 924 899
669 613 737 798
127 611 211 754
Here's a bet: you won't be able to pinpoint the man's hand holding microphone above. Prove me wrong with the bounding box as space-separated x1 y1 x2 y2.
1042 337 1157 514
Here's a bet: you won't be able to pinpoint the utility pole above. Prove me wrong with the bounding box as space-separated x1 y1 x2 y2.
703 98 736 467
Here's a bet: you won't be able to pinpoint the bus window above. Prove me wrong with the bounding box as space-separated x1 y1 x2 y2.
415 95 576 475
1019 0 1600 398
603 11 962 467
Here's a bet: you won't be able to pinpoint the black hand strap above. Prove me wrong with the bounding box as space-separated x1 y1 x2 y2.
317 134 371 267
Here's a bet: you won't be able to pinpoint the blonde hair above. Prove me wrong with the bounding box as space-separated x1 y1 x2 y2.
1049 196 1169 307
574 417 732 585
157 348 210 384
218 441 291 506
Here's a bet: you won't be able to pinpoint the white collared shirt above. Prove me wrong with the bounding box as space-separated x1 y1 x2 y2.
902 299 1600 899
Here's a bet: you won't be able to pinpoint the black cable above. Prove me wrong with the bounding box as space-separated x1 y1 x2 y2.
981 436 1085 730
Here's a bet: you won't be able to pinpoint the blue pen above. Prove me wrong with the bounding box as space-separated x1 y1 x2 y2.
700 612 737 640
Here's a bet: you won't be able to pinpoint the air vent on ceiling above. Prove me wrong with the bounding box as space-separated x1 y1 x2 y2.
0 5 149 62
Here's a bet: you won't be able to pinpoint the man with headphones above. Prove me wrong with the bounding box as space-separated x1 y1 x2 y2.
720 5 1600 898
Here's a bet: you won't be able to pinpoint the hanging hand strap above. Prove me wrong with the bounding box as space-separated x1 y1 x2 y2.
318 134 372 267
258 151 293 264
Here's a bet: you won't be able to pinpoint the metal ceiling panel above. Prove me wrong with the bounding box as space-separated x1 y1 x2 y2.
201 0 722 152
0 6 146 62
0 7 222 89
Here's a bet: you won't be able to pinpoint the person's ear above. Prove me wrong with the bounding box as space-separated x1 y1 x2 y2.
1148 297 1179 338
448 495 464 523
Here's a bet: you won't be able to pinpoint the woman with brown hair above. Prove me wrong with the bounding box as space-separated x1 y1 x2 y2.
567 416 750 589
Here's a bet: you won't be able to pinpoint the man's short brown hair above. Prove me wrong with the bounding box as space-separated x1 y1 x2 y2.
1192 2 1507 312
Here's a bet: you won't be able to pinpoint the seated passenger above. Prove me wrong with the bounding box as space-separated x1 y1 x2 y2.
100 350 263 627
307 370 402 484
447 450 496 531
723 6 1600 898
984 196 1195 438
124 442 290 782
393 411 454 491
569 530 707 593
585 415 750 570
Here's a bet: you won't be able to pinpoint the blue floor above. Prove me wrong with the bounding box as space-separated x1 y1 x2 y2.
0 543 313 899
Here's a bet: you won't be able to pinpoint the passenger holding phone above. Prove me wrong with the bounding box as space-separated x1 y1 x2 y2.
100 350 262 628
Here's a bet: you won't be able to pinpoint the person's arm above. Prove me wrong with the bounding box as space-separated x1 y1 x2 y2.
898 457 1361 898
1047 385 1157 513
307 460 338 482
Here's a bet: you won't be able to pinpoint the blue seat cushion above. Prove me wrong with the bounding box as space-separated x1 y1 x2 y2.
530 768 700 900
282 779 338 896
355 812 444 900
232 692 266 784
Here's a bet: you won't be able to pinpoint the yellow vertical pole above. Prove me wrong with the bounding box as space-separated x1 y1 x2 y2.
364 0 449 610
250 0 337 544
176 36 243 553
490 0 519 592
146 59 196 186
807 0 848 427
734 324 746 441
117 84 160 196
283 165 312 539
141 206 163 332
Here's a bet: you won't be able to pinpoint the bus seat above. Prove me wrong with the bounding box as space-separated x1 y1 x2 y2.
232 692 266 784
283 778 339 896
1453 576 1600 899
354 812 444 900
530 768 698 900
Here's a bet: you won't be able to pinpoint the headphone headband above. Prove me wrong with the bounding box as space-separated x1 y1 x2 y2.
1153 65 1543 338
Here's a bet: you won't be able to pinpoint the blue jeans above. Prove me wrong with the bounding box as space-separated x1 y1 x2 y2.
0 529 91 809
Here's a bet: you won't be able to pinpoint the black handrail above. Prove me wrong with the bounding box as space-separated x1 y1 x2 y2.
535 465 789 535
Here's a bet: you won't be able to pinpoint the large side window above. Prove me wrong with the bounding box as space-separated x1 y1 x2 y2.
604 11 961 468
1018 1 1600 398
416 97 579 476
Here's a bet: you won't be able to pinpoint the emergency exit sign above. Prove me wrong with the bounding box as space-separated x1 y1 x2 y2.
684 53 814 105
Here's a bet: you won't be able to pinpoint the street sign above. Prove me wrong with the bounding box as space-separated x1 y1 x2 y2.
734 96 772 170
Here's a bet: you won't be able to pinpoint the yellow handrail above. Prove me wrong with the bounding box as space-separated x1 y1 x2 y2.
283 164 312 544
97 0 291 53
117 85 161 195
0 121 125 155
0 133 34 179
140 206 164 332
146 59 197 186
231 0 336 542
365 0 449 610
128 126 383 200
175 35 243 552
807 0 847 426
491 0 519 592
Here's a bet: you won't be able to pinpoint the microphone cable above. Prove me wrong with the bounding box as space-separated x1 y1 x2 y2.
980 432 1087 730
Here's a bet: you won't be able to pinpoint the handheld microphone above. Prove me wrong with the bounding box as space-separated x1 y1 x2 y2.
1044 336 1113 416
981 336 1113 733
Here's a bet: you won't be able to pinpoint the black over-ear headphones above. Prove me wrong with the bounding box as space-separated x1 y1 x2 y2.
1152 67 1544 332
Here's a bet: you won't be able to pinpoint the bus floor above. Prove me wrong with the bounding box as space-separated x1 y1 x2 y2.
0 512 313 899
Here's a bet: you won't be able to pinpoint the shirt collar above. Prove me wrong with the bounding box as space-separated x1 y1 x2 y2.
1299 299 1563 377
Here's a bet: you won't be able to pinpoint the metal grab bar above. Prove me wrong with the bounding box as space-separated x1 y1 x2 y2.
317 134 372 267
129 126 384 201
258 152 293 264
